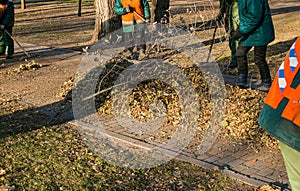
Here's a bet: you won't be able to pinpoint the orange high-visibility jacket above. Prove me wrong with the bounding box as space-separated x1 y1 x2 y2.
122 0 144 25
0 3 7 21
264 36 300 126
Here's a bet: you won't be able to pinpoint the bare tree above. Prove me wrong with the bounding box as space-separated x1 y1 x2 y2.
21 0 26 9
91 0 120 43
78 0 81 16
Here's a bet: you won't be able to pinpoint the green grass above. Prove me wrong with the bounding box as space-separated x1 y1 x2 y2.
0 100 254 190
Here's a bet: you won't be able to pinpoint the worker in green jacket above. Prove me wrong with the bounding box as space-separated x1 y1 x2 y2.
0 0 14 59
259 36 300 190
217 0 239 68
232 0 274 91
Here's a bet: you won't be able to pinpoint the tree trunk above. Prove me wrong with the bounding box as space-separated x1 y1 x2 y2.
149 0 157 23
21 0 26 10
91 0 120 43
78 0 82 17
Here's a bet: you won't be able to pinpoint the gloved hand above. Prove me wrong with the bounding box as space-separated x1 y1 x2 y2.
216 12 223 22
232 29 243 41
124 6 134 13
0 25 5 31
145 19 150 23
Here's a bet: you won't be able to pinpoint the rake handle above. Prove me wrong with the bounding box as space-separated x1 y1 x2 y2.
207 25 218 63
4 29 30 58
133 11 146 22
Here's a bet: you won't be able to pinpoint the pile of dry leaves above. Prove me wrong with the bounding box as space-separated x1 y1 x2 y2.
58 48 277 149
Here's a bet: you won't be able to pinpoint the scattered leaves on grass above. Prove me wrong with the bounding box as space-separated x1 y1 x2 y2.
212 166 220 171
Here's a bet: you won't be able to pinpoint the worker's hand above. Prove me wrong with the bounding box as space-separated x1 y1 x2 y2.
232 29 243 41
216 12 223 22
0 25 5 30
145 19 150 23
124 6 134 13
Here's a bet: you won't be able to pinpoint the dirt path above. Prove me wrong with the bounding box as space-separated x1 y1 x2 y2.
0 45 81 108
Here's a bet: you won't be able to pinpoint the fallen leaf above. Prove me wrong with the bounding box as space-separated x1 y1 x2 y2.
258 185 280 191
0 186 14 191
212 166 220 171
247 159 257 163
0 169 6 176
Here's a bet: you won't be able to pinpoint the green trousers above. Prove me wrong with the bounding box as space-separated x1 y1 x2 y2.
0 27 14 56
226 1 239 63
279 141 300 191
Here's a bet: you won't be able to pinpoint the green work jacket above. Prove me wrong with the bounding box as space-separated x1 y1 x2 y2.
0 1 14 28
238 0 275 46
259 71 300 152
219 0 237 15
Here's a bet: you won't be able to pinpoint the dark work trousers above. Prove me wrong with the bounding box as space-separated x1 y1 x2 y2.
0 27 14 56
236 42 271 80
124 24 146 51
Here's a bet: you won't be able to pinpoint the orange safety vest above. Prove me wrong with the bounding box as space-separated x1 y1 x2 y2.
121 0 145 26
265 36 300 126
0 3 7 21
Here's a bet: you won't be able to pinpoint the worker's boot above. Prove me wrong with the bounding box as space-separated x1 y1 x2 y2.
227 61 237 69
257 78 272 92
237 74 248 89
6 55 13 59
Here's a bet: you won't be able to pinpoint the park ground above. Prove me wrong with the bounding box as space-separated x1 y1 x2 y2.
0 0 299 190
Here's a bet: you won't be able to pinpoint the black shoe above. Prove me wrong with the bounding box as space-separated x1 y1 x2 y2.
257 83 271 92
237 74 248 89
257 78 272 92
237 81 248 89
6 55 13 59
227 62 237 69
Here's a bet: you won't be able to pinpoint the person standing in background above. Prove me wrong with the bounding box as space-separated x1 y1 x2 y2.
217 0 239 69
232 0 274 91
149 0 169 24
0 0 14 59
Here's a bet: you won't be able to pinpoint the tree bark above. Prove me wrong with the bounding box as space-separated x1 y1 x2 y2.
78 0 82 17
21 0 26 10
91 0 120 43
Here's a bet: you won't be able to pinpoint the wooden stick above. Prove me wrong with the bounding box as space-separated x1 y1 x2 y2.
133 11 146 22
4 29 31 58
206 25 217 63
